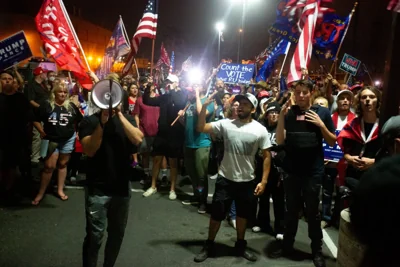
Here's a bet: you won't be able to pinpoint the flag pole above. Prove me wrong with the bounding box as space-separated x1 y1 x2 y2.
330 1 358 74
150 39 155 76
278 42 291 78
59 0 91 72
120 15 140 79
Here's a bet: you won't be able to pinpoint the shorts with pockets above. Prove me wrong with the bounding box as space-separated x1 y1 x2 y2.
152 135 183 158
211 175 256 221
54 133 76 154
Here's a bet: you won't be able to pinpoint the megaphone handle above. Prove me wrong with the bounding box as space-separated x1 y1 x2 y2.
109 79 113 121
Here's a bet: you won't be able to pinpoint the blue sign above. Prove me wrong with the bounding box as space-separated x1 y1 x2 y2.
323 130 344 162
216 63 255 84
0 31 32 71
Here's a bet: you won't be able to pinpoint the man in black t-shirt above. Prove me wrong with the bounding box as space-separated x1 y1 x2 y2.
0 71 33 203
272 80 336 267
79 103 143 267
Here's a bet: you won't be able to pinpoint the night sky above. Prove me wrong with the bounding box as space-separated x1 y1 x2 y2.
7 0 391 75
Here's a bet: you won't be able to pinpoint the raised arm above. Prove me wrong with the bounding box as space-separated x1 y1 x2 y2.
196 92 217 134
117 112 144 145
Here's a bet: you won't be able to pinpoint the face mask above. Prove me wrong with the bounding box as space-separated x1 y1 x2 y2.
49 77 55 82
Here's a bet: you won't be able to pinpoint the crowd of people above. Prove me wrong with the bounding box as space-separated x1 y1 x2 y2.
1 65 400 267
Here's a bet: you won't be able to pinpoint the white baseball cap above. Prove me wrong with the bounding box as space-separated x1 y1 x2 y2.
166 74 179 83
337 89 354 100
234 93 258 109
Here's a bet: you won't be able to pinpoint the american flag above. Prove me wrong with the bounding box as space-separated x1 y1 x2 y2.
122 0 158 76
155 43 170 69
169 51 175 74
286 0 322 84
388 0 400 12
255 38 283 63
181 55 192 72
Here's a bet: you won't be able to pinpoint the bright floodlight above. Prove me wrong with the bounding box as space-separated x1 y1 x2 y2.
374 80 381 86
188 68 204 85
216 22 225 32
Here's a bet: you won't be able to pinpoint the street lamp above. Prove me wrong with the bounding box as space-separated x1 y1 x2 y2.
215 22 225 63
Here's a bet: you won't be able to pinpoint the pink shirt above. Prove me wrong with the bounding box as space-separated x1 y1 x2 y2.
132 96 160 137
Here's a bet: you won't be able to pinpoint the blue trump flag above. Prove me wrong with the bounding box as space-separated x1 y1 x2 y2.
96 18 130 79
314 14 350 60
169 51 175 74
256 38 289 82
269 0 300 44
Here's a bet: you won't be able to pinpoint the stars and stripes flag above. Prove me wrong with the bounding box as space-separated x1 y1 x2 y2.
388 0 400 12
286 0 333 84
255 38 283 63
155 43 170 69
181 55 192 72
169 51 175 74
122 0 158 76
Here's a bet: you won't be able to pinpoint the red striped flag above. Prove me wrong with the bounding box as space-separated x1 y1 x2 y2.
122 0 158 76
388 0 400 12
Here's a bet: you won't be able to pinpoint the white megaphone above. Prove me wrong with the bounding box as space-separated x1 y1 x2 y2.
91 79 124 110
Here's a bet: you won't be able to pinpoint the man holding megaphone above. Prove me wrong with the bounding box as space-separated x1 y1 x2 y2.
79 78 143 267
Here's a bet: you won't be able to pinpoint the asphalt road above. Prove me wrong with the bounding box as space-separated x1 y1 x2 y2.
0 176 338 267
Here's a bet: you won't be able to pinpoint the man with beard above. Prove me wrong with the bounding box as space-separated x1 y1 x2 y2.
321 89 355 228
195 93 272 263
252 102 285 238
272 80 336 267
0 71 32 203
142 74 188 200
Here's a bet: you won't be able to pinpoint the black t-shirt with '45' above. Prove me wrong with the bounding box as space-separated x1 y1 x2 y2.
35 102 82 143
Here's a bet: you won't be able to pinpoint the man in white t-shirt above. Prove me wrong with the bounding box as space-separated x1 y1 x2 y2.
194 93 272 263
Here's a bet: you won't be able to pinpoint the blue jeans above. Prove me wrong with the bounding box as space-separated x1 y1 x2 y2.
322 168 337 222
229 201 236 220
82 189 130 267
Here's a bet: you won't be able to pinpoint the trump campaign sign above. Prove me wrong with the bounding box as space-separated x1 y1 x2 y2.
216 63 255 84
0 31 33 71
339 53 361 76
323 130 344 162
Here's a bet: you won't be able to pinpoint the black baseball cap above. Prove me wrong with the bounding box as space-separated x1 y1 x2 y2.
266 101 281 114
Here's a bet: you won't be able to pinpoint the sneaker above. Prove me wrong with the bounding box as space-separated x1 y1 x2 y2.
182 197 199 206
131 161 139 168
169 191 177 200
235 240 257 262
194 240 215 263
70 176 77 184
209 173 218 180
276 234 284 240
268 241 293 259
312 252 326 267
160 176 169 187
143 187 157 197
229 219 236 229
198 203 207 214
252 226 261 233
321 220 329 229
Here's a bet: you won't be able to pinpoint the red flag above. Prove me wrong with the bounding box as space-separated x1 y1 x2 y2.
35 0 92 89
122 0 158 76
155 43 170 69
388 0 400 12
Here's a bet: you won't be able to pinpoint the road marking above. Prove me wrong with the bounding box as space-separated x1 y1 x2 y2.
323 229 338 259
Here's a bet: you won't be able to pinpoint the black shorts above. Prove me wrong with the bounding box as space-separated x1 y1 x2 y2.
211 175 256 221
152 135 183 159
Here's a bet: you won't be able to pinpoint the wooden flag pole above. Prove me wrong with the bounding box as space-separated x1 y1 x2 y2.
150 39 156 76
330 1 358 74
171 103 190 126
279 42 291 78
59 0 91 72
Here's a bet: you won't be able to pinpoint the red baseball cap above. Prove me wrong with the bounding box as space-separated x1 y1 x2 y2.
257 90 270 99
33 67 50 76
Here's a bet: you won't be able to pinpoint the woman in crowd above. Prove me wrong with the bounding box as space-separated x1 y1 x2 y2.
32 83 83 205
128 83 140 167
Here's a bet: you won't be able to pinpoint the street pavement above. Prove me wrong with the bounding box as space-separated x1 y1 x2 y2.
0 175 338 267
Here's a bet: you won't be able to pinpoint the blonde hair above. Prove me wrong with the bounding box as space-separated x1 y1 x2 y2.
313 96 329 108
49 83 72 111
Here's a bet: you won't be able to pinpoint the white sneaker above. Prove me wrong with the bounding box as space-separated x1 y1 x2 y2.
169 191 177 200
143 187 157 197
229 219 236 229
252 226 261 233
210 174 218 180
276 234 284 240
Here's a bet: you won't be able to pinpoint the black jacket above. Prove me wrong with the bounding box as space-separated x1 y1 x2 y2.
142 87 187 138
